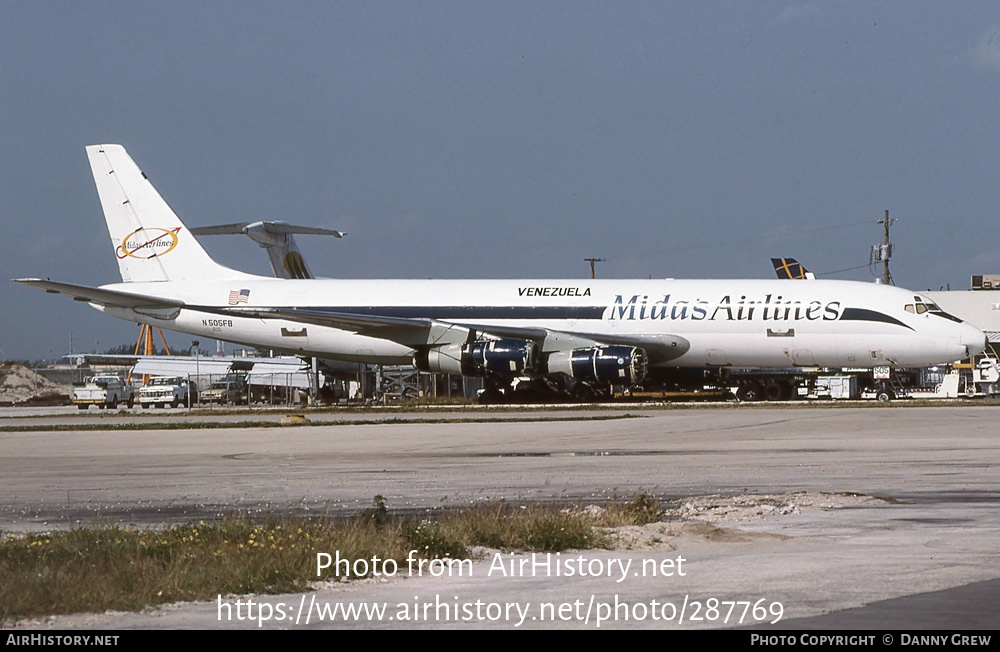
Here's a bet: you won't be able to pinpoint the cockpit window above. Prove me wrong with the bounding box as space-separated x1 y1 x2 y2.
909 296 965 323
930 307 964 323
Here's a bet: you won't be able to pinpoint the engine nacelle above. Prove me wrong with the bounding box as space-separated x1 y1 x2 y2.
414 339 540 377
547 345 648 385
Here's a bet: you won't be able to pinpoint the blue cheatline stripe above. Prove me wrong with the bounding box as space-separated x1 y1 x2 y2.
839 308 913 330
228 305 916 328
294 306 609 320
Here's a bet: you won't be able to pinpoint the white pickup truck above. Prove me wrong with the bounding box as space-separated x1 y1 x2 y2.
137 376 193 409
72 375 135 410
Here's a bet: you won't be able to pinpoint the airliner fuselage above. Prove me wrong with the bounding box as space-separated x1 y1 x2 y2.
14 145 987 399
97 276 983 370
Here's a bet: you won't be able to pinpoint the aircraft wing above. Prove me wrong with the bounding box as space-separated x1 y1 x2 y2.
218 306 688 363
216 306 474 348
12 278 184 309
219 306 436 332
17 280 690 365
451 322 688 363
560 331 690 363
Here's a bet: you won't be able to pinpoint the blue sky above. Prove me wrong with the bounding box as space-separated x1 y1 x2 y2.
2 2 998 360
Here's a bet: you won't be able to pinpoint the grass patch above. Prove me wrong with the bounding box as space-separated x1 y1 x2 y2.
599 493 664 526
427 501 606 552
0 493 662 625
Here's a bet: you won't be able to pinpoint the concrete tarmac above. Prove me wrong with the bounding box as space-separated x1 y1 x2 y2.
2 404 998 630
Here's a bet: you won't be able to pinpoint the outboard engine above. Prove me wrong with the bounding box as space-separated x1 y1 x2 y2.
546 345 648 385
414 338 540 377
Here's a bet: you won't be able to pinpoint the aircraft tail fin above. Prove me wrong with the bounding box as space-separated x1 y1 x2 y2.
771 257 815 280
86 144 253 283
189 221 344 279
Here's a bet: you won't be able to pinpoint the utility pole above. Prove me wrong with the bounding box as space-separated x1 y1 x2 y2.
584 258 606 279
873 209 895 285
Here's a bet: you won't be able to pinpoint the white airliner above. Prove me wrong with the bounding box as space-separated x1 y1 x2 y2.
13 145 987 401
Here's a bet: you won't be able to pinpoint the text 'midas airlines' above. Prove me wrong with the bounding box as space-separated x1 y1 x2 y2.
14 145 986 401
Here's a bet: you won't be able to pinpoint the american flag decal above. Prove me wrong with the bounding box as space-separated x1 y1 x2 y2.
228 289 250 305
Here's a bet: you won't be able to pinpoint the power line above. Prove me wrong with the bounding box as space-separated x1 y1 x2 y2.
620 218 876 261
814 263 871 277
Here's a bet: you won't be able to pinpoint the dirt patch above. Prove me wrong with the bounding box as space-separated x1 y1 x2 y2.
0 364 71 405
604 491 890 550
664 491 890 523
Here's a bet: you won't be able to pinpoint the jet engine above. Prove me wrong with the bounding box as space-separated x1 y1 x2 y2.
546 345 648 385
414 338 540 377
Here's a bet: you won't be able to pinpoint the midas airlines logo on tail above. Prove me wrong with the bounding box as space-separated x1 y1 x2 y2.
606 294 843 322
116 227 181 260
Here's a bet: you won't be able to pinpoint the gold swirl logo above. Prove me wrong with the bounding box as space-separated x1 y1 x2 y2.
116 227 181 260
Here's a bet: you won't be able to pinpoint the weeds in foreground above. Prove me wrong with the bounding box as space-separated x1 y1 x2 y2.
0 493 663 624
600 493 664 526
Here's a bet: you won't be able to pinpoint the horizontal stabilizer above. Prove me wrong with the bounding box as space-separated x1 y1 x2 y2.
189 222 344 238
12 278 184 309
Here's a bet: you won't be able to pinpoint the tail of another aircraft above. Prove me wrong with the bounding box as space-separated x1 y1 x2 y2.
87 144 253 283
771 257 815 280
189 221 345 279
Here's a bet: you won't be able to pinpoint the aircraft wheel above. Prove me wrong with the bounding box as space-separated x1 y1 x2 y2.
572 384 596 403
477 390 503 405
763 382 785 401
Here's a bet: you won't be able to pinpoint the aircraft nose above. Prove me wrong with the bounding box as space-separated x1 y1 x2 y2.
960 326 988 358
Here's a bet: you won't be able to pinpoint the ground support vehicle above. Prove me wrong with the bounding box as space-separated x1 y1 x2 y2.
970 355 1000 396
72 375 134 410
137 376 193 408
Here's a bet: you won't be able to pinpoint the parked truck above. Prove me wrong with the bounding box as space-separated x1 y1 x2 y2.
72 375 134 410
137 376 194 408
